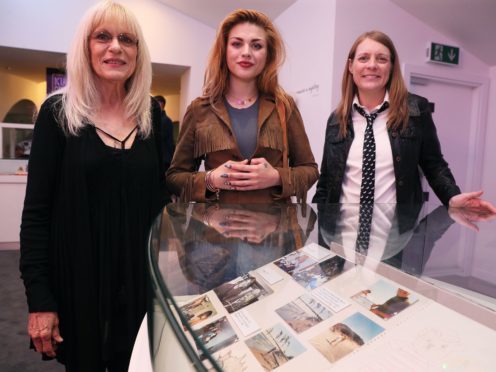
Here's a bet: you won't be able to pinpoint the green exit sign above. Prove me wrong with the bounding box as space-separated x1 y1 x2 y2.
429 42 460 65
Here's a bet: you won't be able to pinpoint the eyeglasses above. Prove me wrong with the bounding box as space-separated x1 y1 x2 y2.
91 31 138 47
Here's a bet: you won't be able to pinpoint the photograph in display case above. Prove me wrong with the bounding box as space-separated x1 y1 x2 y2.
179 294 217 329
275 293 332 333
291 255 352 290
194 316 239 359
209 342 263 372
351 279 419 320
245 323 306 371
310 312 384 363
273 250 317 276
214 273 273 314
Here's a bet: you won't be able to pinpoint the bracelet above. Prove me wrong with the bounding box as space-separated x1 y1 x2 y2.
202 204 219 227
205 169 220 200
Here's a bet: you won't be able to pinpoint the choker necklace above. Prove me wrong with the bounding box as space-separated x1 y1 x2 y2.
227 94 258 106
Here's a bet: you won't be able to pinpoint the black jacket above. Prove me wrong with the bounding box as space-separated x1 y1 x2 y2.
313 93 461 205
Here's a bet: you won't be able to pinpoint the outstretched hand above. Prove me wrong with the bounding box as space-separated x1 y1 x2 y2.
448 191 496 232
449 191 496 213
448 207 496 232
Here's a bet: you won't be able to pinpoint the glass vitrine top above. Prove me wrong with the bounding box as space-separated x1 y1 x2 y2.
148 203 496 371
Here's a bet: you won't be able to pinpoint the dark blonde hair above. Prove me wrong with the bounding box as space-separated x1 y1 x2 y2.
203 9 291 113
336 30 409 137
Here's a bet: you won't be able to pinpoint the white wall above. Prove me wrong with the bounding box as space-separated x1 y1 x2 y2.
332 0 489 107
0 0 215 120
482 66 496 203
120 0 214 119
472 66 496 284
276 0 337 200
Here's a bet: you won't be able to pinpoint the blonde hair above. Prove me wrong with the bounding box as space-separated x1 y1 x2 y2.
203 9 291 113
336 30 409 137
53 0 152 137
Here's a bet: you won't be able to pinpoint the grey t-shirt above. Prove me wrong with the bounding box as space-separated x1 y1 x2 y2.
225 98 260 159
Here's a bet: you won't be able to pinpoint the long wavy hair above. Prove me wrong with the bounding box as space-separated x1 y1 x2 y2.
53 0 152 137
336 30 409 137
203 9 291 113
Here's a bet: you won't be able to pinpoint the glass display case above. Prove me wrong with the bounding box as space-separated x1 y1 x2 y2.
147 203 496 371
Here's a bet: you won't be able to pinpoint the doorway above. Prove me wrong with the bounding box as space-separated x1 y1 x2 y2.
403 64 490 287
404 64 489 195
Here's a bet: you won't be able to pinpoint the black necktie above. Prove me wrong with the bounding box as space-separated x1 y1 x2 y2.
354 102 389 253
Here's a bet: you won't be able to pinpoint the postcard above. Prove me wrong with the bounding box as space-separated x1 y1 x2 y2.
245 323 306 371
214 273 274 314
292 255 352 290
275 293 332 333
257 265 284 285
351 279 418 320
208 342 263 372
195 316 239 359
310 312 384 363
273 250 317 276
312 287 350 313
301 242 333 261
231 309 261 337
179 294 217 329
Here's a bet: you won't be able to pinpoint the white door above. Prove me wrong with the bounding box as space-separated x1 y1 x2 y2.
407 68 490 296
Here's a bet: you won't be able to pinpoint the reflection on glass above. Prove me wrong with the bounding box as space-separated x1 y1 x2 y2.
1 127 34 159
160 203 317 295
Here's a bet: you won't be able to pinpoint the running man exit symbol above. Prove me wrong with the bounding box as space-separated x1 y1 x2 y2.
429 42 460 65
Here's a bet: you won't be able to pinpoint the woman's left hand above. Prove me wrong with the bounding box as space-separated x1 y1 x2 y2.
449 190 496 214
223 157 281 191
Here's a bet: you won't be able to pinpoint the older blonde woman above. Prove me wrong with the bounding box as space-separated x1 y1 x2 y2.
20 1 166 370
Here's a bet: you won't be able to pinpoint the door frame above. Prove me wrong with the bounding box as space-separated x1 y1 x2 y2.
403 64 490 278
403 63 490 193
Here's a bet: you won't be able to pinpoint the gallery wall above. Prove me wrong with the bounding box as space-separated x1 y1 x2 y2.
276 0 337 200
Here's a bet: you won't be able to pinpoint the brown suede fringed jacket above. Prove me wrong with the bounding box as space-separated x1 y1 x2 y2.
166 95 319 203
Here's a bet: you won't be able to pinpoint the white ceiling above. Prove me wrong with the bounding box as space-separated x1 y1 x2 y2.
2 0 495 95
156 0 298 28
159 0 496 66
391 0 496 65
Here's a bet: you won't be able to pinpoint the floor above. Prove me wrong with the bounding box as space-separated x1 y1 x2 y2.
0 247 64 372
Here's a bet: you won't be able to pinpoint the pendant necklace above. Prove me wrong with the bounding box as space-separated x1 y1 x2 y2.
227 94 258 107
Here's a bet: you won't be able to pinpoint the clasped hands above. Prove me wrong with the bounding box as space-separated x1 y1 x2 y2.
209 158 281 191
203 206 280 243
448 190 496 232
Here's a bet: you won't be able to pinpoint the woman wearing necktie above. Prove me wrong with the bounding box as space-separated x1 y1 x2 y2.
313 30 495 216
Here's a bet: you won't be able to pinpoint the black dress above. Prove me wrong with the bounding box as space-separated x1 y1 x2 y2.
20 95 167 371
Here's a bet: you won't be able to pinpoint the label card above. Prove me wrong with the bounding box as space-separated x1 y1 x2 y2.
302 242 333 261
231 309 261 337
257 265 284 285
312 287 350 313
